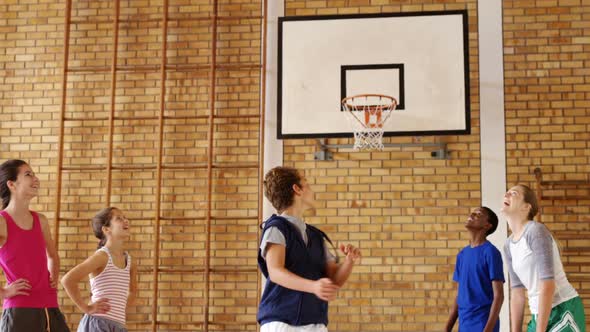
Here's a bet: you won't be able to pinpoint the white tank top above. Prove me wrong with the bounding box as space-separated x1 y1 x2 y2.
90 247 131 325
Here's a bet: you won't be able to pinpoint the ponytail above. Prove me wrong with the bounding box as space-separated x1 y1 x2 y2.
92 207 117 248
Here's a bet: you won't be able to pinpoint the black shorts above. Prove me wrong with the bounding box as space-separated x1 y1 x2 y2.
0 307 70 332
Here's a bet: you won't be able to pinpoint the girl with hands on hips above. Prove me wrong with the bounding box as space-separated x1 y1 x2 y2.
0 159 70 331
61 207 137 332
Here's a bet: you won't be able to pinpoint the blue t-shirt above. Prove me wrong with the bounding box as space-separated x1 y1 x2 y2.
453 240 505 332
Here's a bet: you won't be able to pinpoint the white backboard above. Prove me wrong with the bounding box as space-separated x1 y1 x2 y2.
278 10 470 138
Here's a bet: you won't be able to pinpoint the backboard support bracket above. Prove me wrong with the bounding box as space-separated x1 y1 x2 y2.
313 139 450 161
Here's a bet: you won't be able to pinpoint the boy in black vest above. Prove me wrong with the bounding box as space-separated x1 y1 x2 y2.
257 166 361 332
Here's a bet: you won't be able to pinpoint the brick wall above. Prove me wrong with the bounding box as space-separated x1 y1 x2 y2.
1 0 262 331
503 0 590 329
0 0 63 206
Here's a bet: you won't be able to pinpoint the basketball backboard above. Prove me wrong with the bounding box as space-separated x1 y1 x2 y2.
277 10 470 138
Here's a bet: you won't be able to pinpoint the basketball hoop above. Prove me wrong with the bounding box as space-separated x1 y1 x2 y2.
341 94 398 150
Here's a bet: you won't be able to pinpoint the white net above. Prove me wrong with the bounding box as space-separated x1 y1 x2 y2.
342 94 398 150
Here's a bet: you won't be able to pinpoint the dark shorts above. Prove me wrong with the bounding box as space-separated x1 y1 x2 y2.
0 307 70 332
77 315 127 332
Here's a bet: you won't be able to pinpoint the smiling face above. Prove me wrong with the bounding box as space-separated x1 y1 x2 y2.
8 163 40 200
103 209 130 240
501 185 536 220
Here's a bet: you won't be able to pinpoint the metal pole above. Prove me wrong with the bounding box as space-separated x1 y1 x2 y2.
54 0 73 251
203 1 218 330
151 0 169 330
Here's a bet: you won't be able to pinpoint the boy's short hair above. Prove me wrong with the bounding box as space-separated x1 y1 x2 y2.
263 166 302 213
482 206 499 235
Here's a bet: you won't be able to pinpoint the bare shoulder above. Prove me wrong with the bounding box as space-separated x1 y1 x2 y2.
35 213 54 240
91 249 109 264
77 249 109 267
64 248 109 279
88 249 110 277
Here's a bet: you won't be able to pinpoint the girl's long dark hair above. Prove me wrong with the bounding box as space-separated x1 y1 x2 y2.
92 207 117 249
0 160 28 209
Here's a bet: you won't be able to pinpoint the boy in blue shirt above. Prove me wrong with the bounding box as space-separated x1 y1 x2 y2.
445 207 505 332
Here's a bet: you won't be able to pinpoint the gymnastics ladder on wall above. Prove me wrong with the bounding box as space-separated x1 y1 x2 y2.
56 0 268 331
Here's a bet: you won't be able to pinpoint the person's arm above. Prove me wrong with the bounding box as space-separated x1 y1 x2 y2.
510 287 526 332
446 252 461 332
528 225 557 332
325 244 361 287
504 239 526 332
61 252 111 314
444 288 458 332
265 243 339 301
39 213 59 288
535 279 556 332
483 280 504 332
127 256 137 309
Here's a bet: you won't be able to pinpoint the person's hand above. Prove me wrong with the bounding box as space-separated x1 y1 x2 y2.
3 278 31 298
85 298 110 315
311 278 339 301
340 244 361 263
49 273 58 289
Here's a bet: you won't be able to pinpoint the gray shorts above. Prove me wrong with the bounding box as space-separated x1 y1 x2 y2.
0 307 70 332
77 315 127 332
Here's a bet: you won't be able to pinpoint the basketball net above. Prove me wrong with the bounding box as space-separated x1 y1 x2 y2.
342 94 398 150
